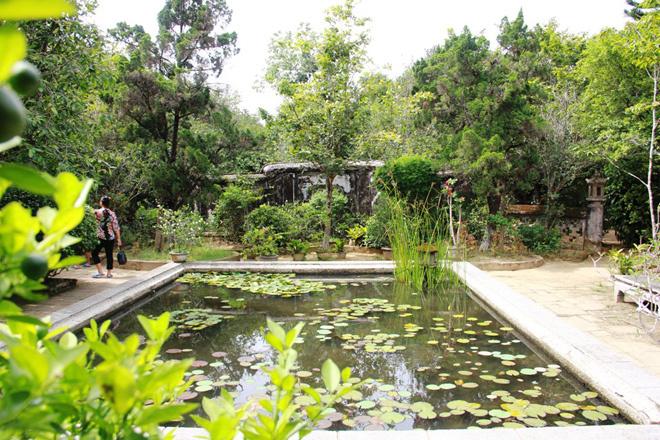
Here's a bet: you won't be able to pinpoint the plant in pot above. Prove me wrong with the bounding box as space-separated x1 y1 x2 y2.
287 239 310 261
346 224 367 247
159 207 205 262
317 238 346 261
242 227 280 261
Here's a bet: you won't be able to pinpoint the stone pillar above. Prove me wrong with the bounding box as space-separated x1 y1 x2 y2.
585 175 607 250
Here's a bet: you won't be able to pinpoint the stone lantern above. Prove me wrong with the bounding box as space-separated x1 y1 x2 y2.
585 175 607 248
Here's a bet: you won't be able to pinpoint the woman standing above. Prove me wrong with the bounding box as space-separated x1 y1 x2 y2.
91 196 122 278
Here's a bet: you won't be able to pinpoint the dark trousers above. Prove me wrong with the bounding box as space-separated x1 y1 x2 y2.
92 239 115 270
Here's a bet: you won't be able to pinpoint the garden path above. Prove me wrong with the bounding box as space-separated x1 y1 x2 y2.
487 259 660 377
24 267 143 319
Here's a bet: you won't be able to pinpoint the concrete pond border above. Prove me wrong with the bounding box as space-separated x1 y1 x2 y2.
47 260 660 438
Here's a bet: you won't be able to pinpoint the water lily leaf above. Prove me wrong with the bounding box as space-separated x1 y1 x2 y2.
582 410 607 421
556 402 579 411
570 394 586 402
596 405 619 415
489 409 510 419
356 400 376 409
502 422 525 429
379 411 406 425
522 417 547 427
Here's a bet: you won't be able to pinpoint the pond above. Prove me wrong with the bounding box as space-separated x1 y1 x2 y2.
111 272 626 430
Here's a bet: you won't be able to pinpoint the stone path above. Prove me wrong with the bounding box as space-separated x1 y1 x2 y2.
487 259 660 377
25 267 144 319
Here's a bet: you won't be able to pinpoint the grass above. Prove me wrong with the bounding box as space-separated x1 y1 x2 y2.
387 197 461 291
130 245 234 261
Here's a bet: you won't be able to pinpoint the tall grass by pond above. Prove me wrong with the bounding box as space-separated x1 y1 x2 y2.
387 197 462 291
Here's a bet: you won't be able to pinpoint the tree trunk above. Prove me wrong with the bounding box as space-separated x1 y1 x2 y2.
479 193 502 251
647 65 658 240
322 174 335 249
169 109 181 164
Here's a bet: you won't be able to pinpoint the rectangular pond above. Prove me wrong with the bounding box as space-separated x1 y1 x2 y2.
111 272 626 430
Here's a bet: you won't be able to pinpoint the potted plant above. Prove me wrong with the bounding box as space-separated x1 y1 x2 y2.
242 227 280 261
317 238 346 261
346 224 367 247
158 207 205 263
287 239 309 261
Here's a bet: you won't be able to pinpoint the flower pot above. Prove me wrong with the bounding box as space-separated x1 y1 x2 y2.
169 252 188 263
292 253 306 261
257 255 279 261
382 247 393 259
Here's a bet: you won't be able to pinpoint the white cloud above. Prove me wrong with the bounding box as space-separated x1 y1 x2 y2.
90 0 630 114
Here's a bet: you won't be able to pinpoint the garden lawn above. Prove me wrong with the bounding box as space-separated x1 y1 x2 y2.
131 246 234 261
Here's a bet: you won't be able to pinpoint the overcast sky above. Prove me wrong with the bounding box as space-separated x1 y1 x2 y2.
90 0 630 114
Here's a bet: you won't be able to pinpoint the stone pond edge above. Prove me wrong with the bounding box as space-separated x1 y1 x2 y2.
46 260 660 436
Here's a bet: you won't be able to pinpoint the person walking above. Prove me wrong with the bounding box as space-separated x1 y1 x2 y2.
91 196 122 278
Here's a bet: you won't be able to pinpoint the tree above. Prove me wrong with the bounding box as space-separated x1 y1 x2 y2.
577 9 660 241
625 0 660 20
110 0 238 207
266 0 369 247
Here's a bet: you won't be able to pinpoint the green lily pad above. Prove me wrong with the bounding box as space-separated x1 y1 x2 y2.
356 400 376 409
379 411 406 425
582 410 607 421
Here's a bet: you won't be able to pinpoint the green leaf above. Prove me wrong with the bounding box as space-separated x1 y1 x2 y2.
136 403 196 426
0 0 76 20
0 163 56 195
0 25 26 84
52 255 84 269
321 359 340 392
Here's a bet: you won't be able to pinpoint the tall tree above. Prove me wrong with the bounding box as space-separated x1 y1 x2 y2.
110 0 238 207
266 0 368 247
625 0 660 20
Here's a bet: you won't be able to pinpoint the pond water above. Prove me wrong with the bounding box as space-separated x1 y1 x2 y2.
111 273 626 430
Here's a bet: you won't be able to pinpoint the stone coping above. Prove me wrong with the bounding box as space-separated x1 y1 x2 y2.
47 259 660 435
453 261 660 425
166 425 660 439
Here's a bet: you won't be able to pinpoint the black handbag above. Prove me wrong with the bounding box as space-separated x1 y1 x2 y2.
117 249 127 265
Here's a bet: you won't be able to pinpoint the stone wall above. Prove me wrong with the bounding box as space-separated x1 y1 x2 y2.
222 161 383 215
506 205 588 250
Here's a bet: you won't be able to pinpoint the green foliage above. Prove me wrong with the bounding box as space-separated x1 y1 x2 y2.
129 204 160 246
211 184 262 241
374 155 442 204
364 199 390 248
194 319 362 440
66 205 98 255
242 227 280 258
346 224 367 244
244 204 293 246
517 223 562 254
331 237 345 253
286 239 309 255
308 190 356 238
0 313 195 439
158 207 206 253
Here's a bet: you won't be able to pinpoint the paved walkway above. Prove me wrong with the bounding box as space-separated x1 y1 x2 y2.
487 259 660 377
25 267 143 319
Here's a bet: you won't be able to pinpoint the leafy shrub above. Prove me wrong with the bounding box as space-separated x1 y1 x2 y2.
308 189 358 238
374 155 442 204
244 204 293 246
364 198 390 248
158 207 206 253
242 227 280 257
211 184 262 241
67 205 98 254
347 224 367 245
287 239 310 255
332 237 345 253
517 223 562 254
131 204 160 246
288 202 325 242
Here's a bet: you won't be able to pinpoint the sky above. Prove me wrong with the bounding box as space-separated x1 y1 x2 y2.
90 0 631 115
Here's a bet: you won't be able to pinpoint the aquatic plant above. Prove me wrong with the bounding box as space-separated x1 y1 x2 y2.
193 319 363 439
387 197 461 291
177 272 336 297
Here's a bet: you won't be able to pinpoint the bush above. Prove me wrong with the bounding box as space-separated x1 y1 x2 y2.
374 155 442 204
517 223 561 254
211 184 261 241
308 189 357 238
131 204 160 246
364 198 390 248
244 204 293 246
68 205 98 255
158 207 206 253
242 227 280 258
288 203 325 242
